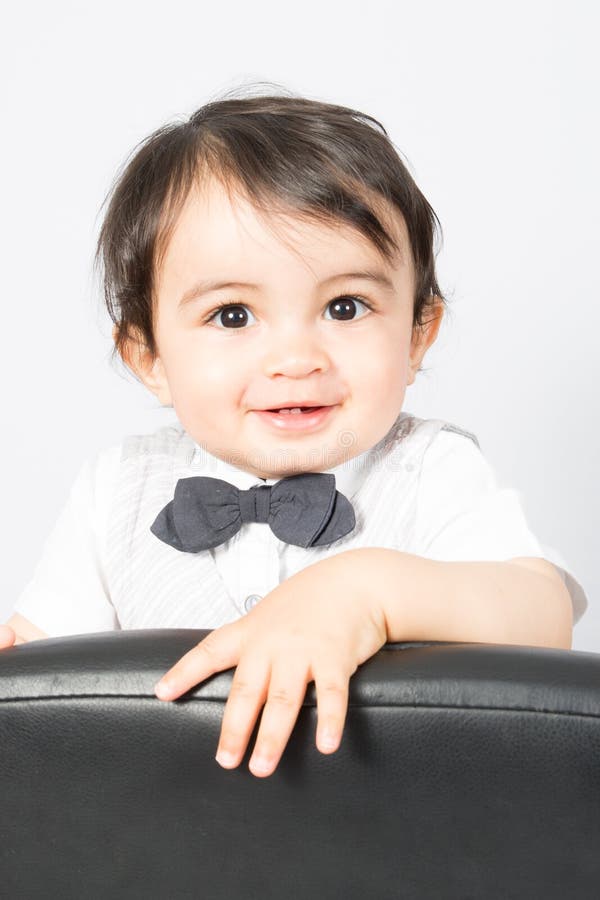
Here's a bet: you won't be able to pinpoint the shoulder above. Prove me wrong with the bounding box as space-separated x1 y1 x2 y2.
66 443 123 544
383 411 481 465
418 423 497 499
78 422 196 518
422 424 484 473
64 442 122 510
437 421 480 450
387 413 498 512
120 422 196 464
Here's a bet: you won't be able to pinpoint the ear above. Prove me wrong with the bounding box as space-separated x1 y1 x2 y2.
115 326 173 406
407 298 444 385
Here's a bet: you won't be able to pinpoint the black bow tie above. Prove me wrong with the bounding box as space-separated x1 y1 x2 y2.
150 472 356 552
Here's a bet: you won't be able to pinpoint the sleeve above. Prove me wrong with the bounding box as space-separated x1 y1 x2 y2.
12 444 123 637
413 430 589 626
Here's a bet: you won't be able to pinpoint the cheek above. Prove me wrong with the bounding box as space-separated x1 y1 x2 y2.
166 339 247 408
347 329 410 390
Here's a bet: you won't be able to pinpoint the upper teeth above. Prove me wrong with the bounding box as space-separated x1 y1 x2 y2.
278 408 303 414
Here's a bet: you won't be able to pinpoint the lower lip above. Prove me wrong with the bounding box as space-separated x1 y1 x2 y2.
252 406 336 432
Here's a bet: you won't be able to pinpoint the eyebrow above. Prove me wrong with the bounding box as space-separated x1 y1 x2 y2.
177 269 396 309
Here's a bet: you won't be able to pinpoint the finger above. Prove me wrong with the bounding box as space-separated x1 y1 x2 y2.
247 660 311 778
313 667 350 755
215 656 271 770
0 625 17 649
155 624 243 701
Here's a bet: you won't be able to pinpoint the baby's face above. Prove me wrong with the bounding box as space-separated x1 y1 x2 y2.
137 177 440 478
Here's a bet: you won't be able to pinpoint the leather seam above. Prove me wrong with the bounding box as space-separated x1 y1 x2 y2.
1 695 599 718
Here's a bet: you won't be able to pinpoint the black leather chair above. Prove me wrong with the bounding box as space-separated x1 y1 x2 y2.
1 629 599 899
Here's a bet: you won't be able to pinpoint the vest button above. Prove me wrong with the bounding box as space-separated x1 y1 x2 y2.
244 593 263 612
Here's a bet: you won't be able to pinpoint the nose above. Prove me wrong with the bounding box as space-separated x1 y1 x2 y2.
261 324 330 378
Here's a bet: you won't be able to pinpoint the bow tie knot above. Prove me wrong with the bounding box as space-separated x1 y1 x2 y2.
238 485 272 524
150 472 356 552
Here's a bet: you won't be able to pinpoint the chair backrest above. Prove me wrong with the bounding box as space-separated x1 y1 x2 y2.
1 629 600 899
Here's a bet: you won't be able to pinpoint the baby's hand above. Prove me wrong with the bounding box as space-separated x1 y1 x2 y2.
154 551 387 777
0 625 17 648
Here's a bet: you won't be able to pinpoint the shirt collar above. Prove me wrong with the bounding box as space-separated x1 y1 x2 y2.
189 439 380 501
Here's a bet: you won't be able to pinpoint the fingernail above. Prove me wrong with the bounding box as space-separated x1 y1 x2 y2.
215 749 237 768
320 729 339 751
249 755 273 775
154 680 174 699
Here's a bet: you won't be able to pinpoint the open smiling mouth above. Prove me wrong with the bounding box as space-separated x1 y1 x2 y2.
252 405 336 430
268 407 325 414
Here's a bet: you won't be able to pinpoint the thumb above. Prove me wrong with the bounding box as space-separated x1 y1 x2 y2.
0 624 17 649
155 622 244 700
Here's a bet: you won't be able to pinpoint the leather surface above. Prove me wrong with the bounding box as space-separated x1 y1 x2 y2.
1 630 599 898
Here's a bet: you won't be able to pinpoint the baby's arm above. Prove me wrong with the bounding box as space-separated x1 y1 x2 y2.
153 546 572 778
0 614 49 647
361 548 572 649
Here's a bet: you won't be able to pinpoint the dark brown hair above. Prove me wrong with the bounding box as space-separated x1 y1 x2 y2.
95 83 446 364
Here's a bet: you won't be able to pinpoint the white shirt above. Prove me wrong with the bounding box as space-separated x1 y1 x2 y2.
13 413 588 636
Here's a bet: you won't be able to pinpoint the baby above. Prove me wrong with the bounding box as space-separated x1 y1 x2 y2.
2 89 586 779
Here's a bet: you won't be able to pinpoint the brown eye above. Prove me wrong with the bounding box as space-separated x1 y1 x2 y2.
325 296 371 321
208 304 257 328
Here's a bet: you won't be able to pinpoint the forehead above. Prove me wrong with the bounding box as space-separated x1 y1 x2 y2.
156 176 411 295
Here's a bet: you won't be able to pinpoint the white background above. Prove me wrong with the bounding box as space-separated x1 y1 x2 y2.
1 0 598 650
